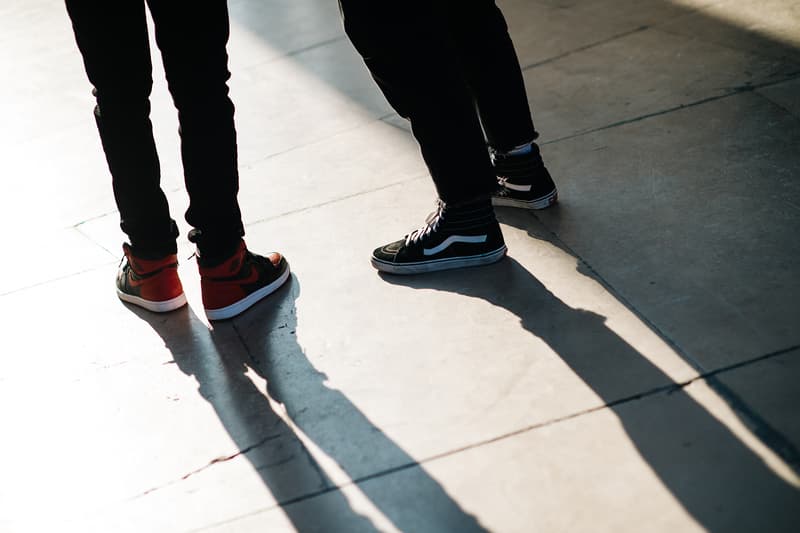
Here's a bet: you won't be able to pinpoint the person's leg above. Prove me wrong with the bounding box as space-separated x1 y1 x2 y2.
435 0 558 210
147 0 289 319
340 0 496 205
434 0 537 152
64 0 177 256
146 0 243 263
340 0 506 274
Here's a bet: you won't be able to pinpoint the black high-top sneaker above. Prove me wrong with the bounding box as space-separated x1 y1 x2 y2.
490 141 558 210
371 198 507 275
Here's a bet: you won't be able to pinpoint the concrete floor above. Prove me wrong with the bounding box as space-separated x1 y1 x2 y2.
1 0 799 531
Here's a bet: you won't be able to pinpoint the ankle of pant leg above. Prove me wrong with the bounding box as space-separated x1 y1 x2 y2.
443 195 492 210
126 219 179 259
189 229 244 268
439 192 495 213
198 243 242 268
197 242 248 278
439 196 497 230
127 240 178 259
491 138 541 157
488 132 540 154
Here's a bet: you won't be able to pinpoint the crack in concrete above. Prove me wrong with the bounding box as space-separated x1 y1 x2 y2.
132 434 282 500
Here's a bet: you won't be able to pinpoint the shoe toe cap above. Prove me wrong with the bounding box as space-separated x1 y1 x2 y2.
373 239 405 261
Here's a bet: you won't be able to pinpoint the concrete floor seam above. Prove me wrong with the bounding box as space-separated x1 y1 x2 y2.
72 224 121 259
239 113 396 171
518 0 731 73
0 261 117 299
0 171 419 299
521 25 651 71
245 173 428 227
540 71 800 147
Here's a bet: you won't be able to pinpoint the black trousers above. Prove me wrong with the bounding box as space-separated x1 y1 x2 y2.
65 0 244 258
339 0 538 204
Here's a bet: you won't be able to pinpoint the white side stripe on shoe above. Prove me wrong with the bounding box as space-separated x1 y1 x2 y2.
503 182 532 192
424 234 487 256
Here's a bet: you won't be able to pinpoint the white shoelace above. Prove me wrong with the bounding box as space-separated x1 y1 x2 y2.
405 200 445 246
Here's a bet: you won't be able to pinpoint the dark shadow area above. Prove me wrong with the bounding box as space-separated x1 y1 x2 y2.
378 252 800 532
498 206 800 474
132 297 379 532
132 277 488 532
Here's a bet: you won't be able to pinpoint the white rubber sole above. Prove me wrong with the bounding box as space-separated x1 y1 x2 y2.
371 245 507 275
492 189 558 210
117 290 188 313
205 264 291 321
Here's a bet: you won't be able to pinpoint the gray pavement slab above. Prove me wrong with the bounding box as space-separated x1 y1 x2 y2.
536 90 800 370
526 26 798 141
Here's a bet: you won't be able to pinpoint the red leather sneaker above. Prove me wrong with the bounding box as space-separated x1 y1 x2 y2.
116 243 187 313
199 241 290 321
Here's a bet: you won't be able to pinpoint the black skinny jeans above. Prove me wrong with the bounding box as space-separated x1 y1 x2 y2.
65 0 244 258
339 0 539 204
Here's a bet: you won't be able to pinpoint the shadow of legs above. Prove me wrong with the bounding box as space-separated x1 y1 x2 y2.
131 301 380 532
377 256 800 532
233 276 490 533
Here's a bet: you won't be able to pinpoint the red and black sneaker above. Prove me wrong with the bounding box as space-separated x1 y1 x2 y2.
199 241 290 321
116 244 187 313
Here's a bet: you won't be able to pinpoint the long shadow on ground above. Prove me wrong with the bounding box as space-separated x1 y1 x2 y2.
134 278 488 532
379 250 800 532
